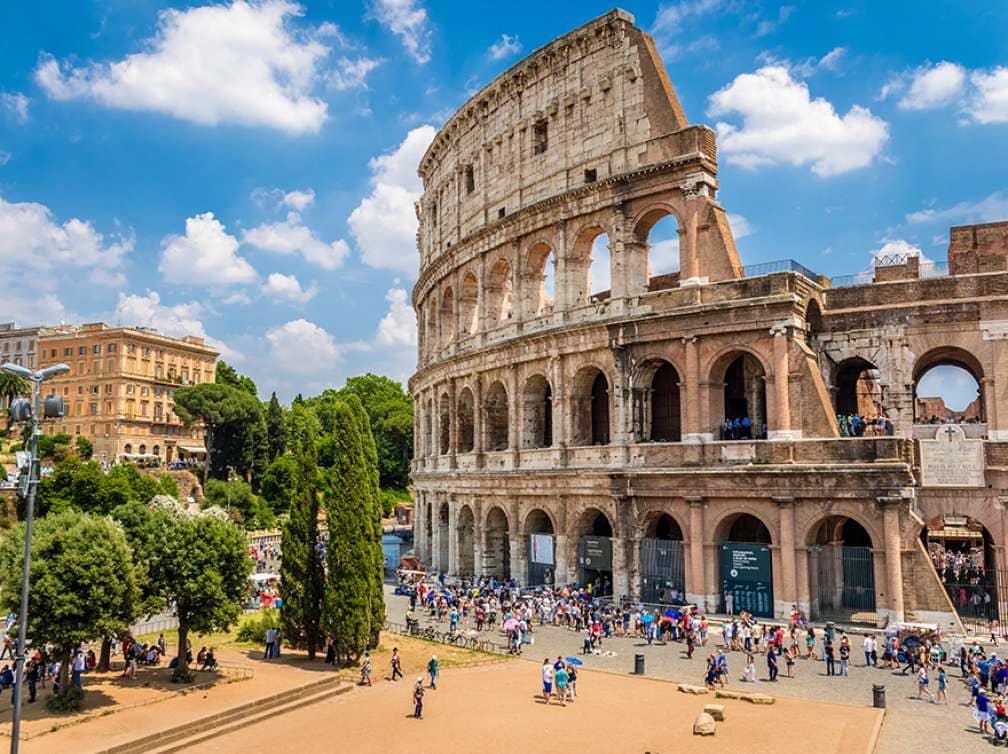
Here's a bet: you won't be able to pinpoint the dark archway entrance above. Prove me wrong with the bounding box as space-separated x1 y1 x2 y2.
721 354 766 439
591 372 610 445
922 514 999 634
484 506 511 581
650 363 682 442
525 509 555 587
640 512 685 604
808 516 877 624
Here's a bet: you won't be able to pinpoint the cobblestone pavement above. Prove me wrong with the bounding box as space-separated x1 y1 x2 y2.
385 590 989 754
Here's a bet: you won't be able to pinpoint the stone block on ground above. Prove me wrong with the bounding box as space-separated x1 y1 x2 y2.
693 712 716 736
747 693 775 705
703 703 726 721
715 689 739 699
678 684 709 694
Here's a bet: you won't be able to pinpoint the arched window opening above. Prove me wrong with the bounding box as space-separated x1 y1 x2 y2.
834 357 886 435
486 259 513 324
644 213 681 291
650 362 682 442
138 444 147 455
485 506 511 580
439 287 455 345
437 502 449 569
459 272 479 336
805 299 823 344
591 372 610 445
522 375 553 449
589 234 611 301
484 381 509 451
572 367 610 446
438 392 450 455
424 399 433 456
725 513 772 544
525 508 555 586
720 353 766 440
456 506 476 576
915 364 984 424
921 514 998 632
641 512 685 604
525 243 556 317
808 515 876 624
457 388 475 453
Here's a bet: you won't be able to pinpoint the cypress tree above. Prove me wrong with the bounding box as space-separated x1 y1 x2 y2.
266 392 288 461
321 401 373 664
279 405 324 658
344 394 385 648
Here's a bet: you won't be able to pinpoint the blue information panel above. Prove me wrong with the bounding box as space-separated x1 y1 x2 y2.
720 543 773 618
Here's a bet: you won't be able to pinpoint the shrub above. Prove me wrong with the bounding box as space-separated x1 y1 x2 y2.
236 608 281 645
45 683 84 713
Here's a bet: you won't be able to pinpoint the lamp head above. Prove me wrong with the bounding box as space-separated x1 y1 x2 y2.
0 363 32 380
37 364 70 381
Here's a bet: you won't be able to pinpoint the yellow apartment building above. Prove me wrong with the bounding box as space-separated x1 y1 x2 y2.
35 323 219 465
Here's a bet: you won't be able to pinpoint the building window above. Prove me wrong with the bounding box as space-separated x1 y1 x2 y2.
155 387 162 397
64 347 72 357
75 425 81 435
142 347 151 358
105 384 113 395
141 402 148 417
128 343 136 354
155 365 163 379
89 403 97 416
181 368 189 384
465 165 475 194
90 385 99 395
584 168 597 183
127 384 134 395
78 346 86 356
93 344 101 354
533 121 548 155
141 386 149 396
108 343 117 353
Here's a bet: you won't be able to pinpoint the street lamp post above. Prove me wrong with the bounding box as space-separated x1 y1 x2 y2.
2 362 68 754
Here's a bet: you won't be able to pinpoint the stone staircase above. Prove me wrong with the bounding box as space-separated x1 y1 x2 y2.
98 674 349 754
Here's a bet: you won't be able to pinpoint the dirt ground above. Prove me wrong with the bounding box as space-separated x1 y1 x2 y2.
185 660 883 754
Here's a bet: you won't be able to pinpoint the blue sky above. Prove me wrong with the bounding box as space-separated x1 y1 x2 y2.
0 1 1005 402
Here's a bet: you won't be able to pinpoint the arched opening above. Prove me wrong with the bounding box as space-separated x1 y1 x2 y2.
717 352 767 440
921 514 999 633
138 444 146 455
424 398 433 457
807 516 877 624
834 357 884 430
457 387 475 453
124 443 133 455
456 505 476 577
485 258 513 325
805 299 823 344
640 211 681 291
521 374 553 449
589 233 612 301
577 508 614 594
153 445 160 457
424 299 436 355
484 506 511 580
640 511 685 604
914 348 984 426
525 508 555 586
439 287 454 345
484 381 509 451
717 513 773 618
438 392 450 455
459 272 479 336
571 366 610 446
648 361 682 442
525 243 556 317
437 502 449 571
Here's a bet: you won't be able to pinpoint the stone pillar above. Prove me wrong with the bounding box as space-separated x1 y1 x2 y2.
769 324 800 439
881 496 905 622
473 375 484 466
984 377 1002 440
626 535 642 601
428 387 438 459
687 497 707 609
447 498 458 575
431 498 443 572
776 497 798 615
682 336 703 442
447 379 457 469
611 536 627 598
509 532 521 583
679 204 700 285
413 492 425 560
795 546 811 618
508 365 519 462
807 546 821 619
554 534 569 584
472 517 484 578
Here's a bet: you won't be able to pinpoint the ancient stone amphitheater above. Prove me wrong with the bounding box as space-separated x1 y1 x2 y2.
409 9 1008 629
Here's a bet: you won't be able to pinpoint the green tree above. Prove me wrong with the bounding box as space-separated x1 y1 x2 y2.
203 477 274 529
259 454 299 515
216 360 258 397
153 514 251 681
74 435 94 460
320 400 378 664
266 392 288 461
279 405 324 659
337 374 414 489
173 383 262 483
0 371 28 415
0 512 139 707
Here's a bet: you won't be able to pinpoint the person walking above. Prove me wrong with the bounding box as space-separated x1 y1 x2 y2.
391 647 403 681
555 664 569 707
767 646 778 682
264 627 276 660
25 658 37 704
427 655 439 689
541 658 553 705
413 678 425 719
839 638 850 676
936 665 948 705
916 664 935 702
825 640 836 676
359 653 372 686
863 634 874 667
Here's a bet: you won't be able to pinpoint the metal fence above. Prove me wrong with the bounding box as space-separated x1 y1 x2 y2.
639 538 685 604
830 260 950 288
813 545 877 625
742 259 820 283
382 621 507 655
942 569 1005 637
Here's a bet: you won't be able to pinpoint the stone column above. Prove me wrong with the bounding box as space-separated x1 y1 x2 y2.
776 497 798 615
472 514 484 578
431 498 443 572
447 379 457 469
769 324 799 439
795 546 811 618
473 375 484 467
626 535 642 601
679 203 700 285
511 239 524 331
509 532 522 583
983 377 1001 439
807 546 821 619
611 536 627 598
413 491 425 561
687 497 706 609
554 534 569 584
881 496 905 622
447 498 458 575
683 336 703 442
508 364 520 464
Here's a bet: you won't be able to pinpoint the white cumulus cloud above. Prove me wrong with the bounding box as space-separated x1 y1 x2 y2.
369 0 432 64
1 92 29 123
0 195 131 286
728 213 755 239
243 211 349 270
871 239 927 263
160 212 258 286
906 191 1008 225
328 56 382 91
376 287 417 345
487 34 521 61
348 125 436 274
264 318 343 371
251 186 316 211
34 0 330 134
707 65 889 176
969 67 1008 124
897 61 967 111
262 272 317 303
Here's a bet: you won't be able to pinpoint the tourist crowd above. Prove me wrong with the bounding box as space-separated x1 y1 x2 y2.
836 413 894 437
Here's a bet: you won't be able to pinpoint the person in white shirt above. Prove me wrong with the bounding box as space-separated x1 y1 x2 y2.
863 635 875 667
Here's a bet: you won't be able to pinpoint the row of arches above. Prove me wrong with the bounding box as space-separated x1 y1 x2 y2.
421 214 681 351
421 500 882 622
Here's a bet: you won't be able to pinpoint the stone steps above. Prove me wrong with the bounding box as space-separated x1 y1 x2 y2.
98 674 347 754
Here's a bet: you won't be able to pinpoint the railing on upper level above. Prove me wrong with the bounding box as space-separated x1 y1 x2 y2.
830 260 949 288
912 422 987 440
742 259 821 283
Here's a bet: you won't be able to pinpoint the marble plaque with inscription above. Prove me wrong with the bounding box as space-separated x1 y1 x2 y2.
919 436 985 487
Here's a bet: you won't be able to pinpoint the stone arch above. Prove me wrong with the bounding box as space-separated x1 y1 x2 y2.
459 272 479 336
803 513 878 623
439 286 454 345
641 510 685 540
457 386 475 453
524 242 556 317
636 358 682 442
573 506 615 592
711 509 776 545
708 348 768 440
712 509 776 618
521 373 553 448
571 365 611 446
485 258 513 324
912 346 985 422
639 508 687 603
569 224 612 304
633 203 684 292
456 504 476 576
523 507 556 534
834 357 883 421
139 443 146 455
484 504 511 580
424 398 433 457
804 298 823 342
484 380 509 451
524 506 557 586
124 443 132 454
437 501 450 571
438 391 450 455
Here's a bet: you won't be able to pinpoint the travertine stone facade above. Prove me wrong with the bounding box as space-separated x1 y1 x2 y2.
410 10 1008 628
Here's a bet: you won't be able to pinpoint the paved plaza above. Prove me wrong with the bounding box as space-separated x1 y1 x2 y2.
385 589 991 754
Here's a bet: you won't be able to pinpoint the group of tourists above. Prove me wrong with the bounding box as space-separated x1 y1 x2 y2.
836 413 893 437
540 655 578 706
922 414 983 424
719 417 767 441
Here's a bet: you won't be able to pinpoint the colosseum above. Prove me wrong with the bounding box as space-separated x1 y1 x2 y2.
408 8 1008 630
